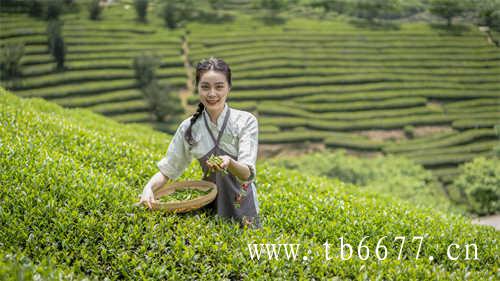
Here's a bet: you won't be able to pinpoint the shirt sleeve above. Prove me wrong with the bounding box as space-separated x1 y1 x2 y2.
157 120 192 180
236 114 259 185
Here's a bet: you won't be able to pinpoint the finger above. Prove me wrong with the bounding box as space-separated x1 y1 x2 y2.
150 196 157 208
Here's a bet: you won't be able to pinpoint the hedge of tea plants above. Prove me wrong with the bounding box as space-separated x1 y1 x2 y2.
1 89 499 280
267 149 456 212
451 157 500 215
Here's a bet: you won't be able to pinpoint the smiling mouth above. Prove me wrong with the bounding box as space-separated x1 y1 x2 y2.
206 100 220 105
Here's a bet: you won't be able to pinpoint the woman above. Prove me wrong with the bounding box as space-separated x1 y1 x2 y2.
139 57 262 229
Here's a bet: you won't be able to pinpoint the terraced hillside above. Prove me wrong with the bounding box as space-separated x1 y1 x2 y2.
1 1 499 184
0 1 186 126
186 17 500 182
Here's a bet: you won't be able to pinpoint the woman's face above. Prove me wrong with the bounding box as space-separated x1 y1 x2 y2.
198 70 230 113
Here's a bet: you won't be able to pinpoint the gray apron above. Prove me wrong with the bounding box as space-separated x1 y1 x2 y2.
197 107 262 229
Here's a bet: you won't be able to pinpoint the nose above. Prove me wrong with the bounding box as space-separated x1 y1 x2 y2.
207 90 217 97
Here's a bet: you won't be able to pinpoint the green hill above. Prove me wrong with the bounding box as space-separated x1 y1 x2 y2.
185 16 500 183
1 88 498 279
0 0 186 126
1 1 499 183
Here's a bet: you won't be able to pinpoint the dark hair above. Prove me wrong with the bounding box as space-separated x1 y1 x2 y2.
184 56 232 146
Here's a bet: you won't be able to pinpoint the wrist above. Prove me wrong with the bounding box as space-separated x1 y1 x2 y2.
228 157 235 168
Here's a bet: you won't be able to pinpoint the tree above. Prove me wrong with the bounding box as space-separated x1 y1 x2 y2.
209 0 225 12
133 53 183 121
47 20 62 54
89 0 102 20
24 0 60 19
161 1 178 29
160 0 197 29
52 36 66 70
258 0 288 18
309 0 347 15
429 0 466 26
134 0 148 22
143 80 184 122
133 52 160 88
47 20 66 71
476 0 500 30
351 0 401 22
178 0 197 20
491 10 500 31
453 157 500 215
208 0 227 18
28 0 44 18
0 42 24 82
46 0 63 20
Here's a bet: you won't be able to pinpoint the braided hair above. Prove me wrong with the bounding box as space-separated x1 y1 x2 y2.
184 57 232 146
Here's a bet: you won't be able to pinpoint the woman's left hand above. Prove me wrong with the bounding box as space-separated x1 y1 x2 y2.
206 155 232 171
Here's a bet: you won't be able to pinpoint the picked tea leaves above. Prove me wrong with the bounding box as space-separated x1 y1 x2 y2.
158 188 211 203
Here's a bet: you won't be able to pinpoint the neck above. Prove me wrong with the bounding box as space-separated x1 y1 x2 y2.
206 106 224 124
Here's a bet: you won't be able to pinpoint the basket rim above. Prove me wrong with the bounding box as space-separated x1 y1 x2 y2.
151 180 217 211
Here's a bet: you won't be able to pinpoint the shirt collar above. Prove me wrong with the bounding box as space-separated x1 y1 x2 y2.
203 103 228 130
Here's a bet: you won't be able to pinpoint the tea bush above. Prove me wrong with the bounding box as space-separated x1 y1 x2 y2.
452 157 500 215
0 89 498 280
268 149 455 212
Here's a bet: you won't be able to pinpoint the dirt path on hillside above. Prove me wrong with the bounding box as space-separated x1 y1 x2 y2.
479 26 499 47
471 214 500 231
180 31 195 113
486 31 499 47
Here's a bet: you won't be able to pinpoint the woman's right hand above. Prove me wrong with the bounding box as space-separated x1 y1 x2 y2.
139 172 169 209
139 184 156 209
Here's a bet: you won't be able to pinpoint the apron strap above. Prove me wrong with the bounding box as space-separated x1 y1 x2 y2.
203 112 217 145
202 106 232 149
217 108 231 146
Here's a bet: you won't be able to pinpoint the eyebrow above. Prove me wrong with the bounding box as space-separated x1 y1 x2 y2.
201 81 225 85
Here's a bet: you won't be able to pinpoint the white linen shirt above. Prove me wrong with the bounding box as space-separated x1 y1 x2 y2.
157 103 258 185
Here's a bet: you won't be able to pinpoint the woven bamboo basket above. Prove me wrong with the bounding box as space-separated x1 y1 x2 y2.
148 180 217 213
